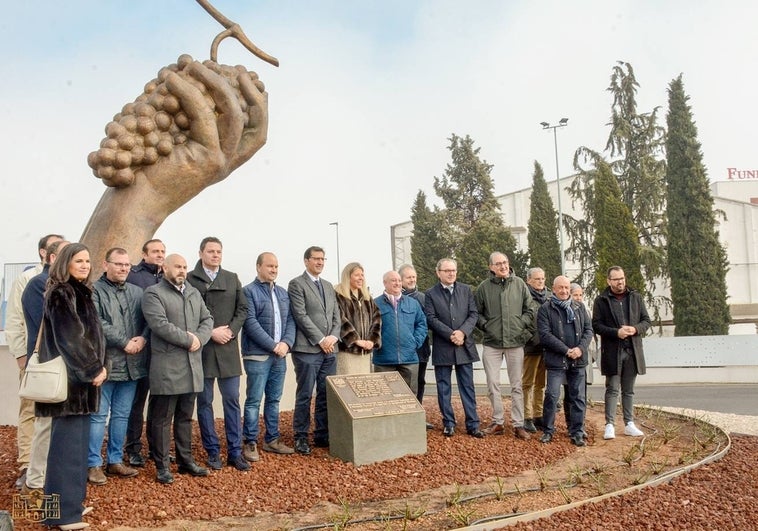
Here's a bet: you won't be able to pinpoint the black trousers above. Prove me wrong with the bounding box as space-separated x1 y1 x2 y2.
416 360 428 403
148 393 196 469
124 376 151 456
45 414 89 526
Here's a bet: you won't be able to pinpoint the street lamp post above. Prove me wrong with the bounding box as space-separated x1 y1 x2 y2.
329 221 340 279
540 118 569 276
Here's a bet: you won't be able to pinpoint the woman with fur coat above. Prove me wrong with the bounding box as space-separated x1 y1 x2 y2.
36 243 107 530
334 262 381 374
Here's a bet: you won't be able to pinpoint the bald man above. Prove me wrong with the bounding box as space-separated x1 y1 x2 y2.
142 254 214 484
536 276 593 446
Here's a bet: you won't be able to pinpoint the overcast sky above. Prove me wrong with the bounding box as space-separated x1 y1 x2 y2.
1 1 756 292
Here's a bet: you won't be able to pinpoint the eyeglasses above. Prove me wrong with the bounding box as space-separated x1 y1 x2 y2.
438 269 457 273
609 277 625 281
107 261 131 268
491 261 509 267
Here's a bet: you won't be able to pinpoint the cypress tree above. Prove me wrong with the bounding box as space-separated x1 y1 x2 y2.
566 61 667 308
527 161 562 280
665 75 730 335
593 160 644 293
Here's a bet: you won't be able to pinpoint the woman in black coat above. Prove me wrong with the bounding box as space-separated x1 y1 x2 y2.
36 243 107 530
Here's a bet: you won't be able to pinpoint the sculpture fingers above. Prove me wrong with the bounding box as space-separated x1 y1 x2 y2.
187 61 244 161
233 71 269 169
165 70 221 154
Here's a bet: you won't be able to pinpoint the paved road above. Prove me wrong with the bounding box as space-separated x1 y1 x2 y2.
463 383 758 417
588 383 758 416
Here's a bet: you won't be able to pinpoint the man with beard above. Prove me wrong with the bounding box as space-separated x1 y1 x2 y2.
142 254 213 484
593 266 650 440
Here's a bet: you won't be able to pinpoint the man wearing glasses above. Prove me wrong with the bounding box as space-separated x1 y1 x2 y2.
89 248 148 484
593 266 651 440
424 258 483 438
474 252 534 440
288 246 341 455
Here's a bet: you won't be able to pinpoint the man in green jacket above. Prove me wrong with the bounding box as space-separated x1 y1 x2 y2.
474 252 535 440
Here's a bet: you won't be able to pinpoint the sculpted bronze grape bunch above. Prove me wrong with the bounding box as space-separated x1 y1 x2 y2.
87 54 264 187
80 0 279 274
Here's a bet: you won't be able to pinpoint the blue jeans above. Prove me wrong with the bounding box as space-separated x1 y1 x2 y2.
434 363 479 432
292 352 336 440
542 365 586 437
196 376 242 459
88 380 138 467
243 356 287 444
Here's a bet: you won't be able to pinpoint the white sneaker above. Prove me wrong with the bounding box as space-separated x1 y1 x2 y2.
624 422 644 437
603 423 615 440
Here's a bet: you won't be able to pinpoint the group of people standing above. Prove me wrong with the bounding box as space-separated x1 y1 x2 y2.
419 253 651 450
6 234 651 530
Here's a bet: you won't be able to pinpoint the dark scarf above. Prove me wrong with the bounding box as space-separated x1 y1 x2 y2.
529 285 549 305
550 294 575 323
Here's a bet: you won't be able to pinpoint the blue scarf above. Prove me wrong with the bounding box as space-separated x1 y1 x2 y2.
551 295 575 323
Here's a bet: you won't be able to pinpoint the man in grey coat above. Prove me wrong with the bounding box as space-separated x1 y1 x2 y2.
143 254 214 484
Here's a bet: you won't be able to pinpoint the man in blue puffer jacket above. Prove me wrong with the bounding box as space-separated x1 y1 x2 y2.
241 252 297 461
373 271 428 395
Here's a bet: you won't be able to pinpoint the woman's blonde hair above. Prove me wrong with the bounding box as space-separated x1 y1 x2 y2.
335 262 371 300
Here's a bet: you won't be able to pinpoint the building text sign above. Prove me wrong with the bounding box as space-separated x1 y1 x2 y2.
727 168 758 180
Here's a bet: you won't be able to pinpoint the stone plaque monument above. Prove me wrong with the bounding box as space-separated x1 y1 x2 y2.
326 372 426 466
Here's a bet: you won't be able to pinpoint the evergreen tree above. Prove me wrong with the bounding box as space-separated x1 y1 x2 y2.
409 134 521 288
605 62 668 286
432 134 520 286
665 75 730 335
593 160 644 293
409 190 448 290
566 61 667 310
527 161 562 281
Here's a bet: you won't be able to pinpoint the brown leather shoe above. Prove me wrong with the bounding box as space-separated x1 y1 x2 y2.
514 427 531 440
262 438 295 455
87 466 107 485
105 462 139 478
482 422 505 435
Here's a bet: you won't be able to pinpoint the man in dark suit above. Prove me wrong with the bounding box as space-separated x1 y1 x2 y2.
424 258 484 438
186 237 250 472
287 246 341 455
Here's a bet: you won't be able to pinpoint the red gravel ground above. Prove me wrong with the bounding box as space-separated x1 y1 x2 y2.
0 399 754 530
